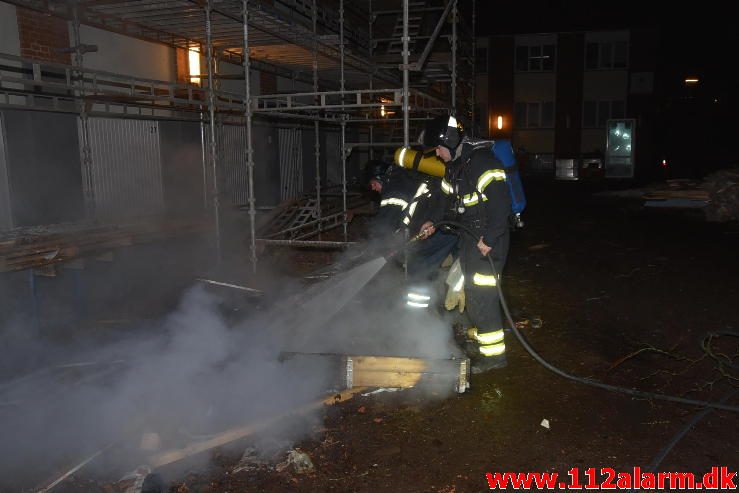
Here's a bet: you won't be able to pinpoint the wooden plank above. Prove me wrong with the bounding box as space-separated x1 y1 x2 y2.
352 371 424 388
352 356 428 373
347 355 469 393
643 190 709 200
148 388 365 469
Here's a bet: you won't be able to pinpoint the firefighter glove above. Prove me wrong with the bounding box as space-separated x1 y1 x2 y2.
444 258 465 313
444 284 465 313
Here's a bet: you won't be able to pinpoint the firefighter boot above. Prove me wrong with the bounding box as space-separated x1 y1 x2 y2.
471 354 508 374
467 327 507 373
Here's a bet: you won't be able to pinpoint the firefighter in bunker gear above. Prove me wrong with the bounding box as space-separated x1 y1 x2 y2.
366 158 457 310
418 114 511 373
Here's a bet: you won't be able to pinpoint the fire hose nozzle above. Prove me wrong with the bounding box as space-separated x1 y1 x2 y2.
409 227 433 243
384 230 425 260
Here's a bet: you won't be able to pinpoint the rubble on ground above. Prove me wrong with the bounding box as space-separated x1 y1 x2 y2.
703 168 739 222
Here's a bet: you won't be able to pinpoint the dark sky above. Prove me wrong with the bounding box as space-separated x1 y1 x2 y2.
473 0 736 86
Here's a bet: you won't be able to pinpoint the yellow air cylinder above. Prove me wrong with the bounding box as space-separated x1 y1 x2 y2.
393 147 446 177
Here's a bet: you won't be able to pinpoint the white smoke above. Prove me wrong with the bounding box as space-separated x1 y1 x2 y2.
0 246 459 490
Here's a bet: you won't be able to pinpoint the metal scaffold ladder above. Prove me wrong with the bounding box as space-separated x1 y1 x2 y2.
291 198 320 230
386 1 425 54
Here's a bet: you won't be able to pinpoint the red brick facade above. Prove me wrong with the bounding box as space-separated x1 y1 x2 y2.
260 71 277 94
16 7 71 64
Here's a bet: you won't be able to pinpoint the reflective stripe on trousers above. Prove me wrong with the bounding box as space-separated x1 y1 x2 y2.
472 272 497 287
471 327 506 357
406 290 430 308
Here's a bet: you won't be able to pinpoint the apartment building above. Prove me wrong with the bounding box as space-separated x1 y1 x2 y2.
475 28 660 180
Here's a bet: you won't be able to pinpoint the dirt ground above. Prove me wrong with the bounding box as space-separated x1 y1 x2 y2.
136 182 736 493
46 181 739 493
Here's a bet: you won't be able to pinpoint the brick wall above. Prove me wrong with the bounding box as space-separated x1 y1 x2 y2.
16 7 70 64
260 71 277 95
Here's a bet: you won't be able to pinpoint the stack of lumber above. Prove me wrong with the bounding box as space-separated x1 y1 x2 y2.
642 179 710 201
703 168 739 222
0 216 211 273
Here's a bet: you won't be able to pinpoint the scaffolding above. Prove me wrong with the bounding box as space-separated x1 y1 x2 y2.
1 0 476 271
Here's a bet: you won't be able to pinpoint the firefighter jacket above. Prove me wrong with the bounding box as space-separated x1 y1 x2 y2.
429 141 511 246
374 167 440 237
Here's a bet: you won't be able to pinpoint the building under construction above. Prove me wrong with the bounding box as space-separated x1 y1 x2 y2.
3 1 739 492
0 0 476 268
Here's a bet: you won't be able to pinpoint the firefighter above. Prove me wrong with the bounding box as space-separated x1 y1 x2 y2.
366 159 457 310
417 114 511 373
367 160 415 239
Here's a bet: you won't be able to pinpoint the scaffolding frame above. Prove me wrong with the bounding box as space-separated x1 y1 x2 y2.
1 0 476 271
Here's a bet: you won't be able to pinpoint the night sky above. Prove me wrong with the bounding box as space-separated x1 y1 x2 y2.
473 0 737 93
471 0 737 172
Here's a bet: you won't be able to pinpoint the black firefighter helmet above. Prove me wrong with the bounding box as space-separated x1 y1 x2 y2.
365 159 392 186
423 114 464 153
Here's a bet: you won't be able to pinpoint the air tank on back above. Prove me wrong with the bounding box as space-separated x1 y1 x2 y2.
393 147 446 177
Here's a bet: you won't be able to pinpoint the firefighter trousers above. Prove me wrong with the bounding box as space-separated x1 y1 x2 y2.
405 230 458 311
460 228 510 359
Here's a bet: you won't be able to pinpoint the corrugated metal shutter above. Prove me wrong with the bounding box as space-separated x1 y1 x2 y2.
278 128 303 201
0 113 12 230
80 117 164 220
218 124 249 206
203 124 250 207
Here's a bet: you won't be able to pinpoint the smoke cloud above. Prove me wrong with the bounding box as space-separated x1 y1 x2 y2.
0 243 459 491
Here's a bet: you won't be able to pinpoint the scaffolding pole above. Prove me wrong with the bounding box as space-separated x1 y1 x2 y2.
205 0 221 263
402 0 409 147
71 1 95 218
200 116 208 210
451 0 457 114
368 0 373 161
313 0 321 238
471 0 476 137
401 0 410 278
340 0 347 241
242 0 257 272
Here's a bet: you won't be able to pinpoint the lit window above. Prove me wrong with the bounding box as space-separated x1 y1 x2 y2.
188 45 201 85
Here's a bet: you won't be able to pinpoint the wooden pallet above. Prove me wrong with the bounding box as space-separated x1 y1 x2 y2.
282 352 470 394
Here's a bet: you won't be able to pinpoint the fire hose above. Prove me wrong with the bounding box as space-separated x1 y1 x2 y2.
406 220 739 414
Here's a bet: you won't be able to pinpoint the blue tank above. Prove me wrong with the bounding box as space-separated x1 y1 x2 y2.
491 139 527 216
